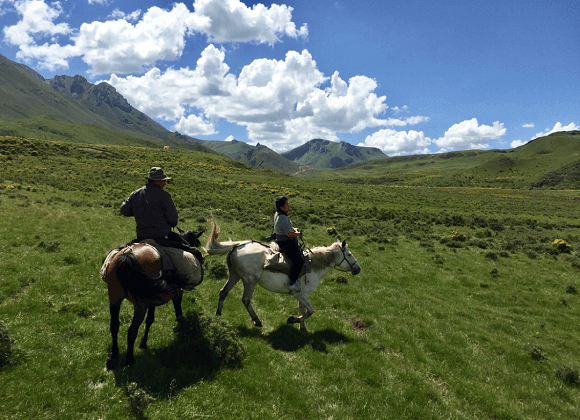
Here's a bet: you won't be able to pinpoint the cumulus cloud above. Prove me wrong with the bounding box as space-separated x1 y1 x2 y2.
190 0 308 44
2 0 73 69
172 113 217 136
109 8 141 21
533 122 579 139
522 123 534 128
510 139 528 148
2 0 308 73
106 46 401 151
358 129 432 156
77 4 191 74
434 118 506 151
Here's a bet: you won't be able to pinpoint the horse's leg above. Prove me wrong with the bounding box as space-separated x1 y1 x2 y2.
241 278 262 328
139 305 155 350
288 294 315 333
173 288 183 319
298 302 308 333
216 273 240 317
125 304 147 366
107 301 122 370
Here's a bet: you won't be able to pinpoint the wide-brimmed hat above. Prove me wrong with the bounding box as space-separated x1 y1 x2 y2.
146 167 171 181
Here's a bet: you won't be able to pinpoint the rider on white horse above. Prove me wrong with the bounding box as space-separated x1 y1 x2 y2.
274 196 304 292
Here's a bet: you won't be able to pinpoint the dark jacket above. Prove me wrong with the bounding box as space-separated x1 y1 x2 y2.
120 183 178 239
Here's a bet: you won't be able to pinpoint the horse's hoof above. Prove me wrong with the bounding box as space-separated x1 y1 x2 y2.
106 356 119 370
138 343 148 350
254 320 263 328
287 316 296 324
122 357 134 367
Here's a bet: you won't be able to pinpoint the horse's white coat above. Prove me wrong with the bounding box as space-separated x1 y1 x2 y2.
205 224 361 331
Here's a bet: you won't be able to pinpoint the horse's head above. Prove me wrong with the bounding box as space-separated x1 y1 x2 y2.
180 230 204 248
335 239 361 275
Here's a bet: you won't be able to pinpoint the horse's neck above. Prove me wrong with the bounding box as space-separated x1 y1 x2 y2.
308 245 339 273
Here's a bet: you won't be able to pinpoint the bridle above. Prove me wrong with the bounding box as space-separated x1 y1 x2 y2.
335 246 358 272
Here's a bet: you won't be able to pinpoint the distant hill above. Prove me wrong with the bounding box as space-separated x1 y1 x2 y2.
303 131 580 189
47 74 177 142
0 53 216 154
282 138 387 170
200 139 301 174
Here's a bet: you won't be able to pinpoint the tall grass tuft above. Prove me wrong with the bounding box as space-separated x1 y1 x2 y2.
0 321 13 368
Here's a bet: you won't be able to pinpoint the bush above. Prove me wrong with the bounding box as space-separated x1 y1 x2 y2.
528 345 548 361
205 259 228 280
166 312 245 371
0 321 13 368
556 366 579 385
553 239 572 254
126 382 155 418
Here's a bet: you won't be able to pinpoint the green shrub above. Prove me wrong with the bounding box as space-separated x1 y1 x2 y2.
126 382 155 419
205 259 228 280
0 321 13 368
528 345 548 361
166 312 245 370
553 239 572 254
556 366 579 385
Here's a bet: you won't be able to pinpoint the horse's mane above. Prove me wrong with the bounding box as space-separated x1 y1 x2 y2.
308 242 341 271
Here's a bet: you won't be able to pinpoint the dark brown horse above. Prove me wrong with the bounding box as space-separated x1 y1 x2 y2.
102 230 204 369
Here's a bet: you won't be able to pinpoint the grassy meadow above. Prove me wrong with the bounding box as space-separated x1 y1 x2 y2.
1 136 580 419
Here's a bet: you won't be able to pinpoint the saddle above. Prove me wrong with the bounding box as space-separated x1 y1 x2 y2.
263 242 310 276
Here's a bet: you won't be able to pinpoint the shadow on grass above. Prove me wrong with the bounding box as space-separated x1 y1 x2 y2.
237 324 350 353
112 311 244 401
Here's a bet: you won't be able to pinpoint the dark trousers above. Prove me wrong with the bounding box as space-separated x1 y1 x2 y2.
277 240 304 284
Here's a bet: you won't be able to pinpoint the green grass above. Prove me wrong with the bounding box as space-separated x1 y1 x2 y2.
1 136 579 419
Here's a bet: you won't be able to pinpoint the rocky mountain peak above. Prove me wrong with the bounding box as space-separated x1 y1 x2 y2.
49 75 91 98
90 82 133 113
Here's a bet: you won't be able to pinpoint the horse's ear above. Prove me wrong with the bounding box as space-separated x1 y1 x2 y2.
341 239 347 248
197 230 204 238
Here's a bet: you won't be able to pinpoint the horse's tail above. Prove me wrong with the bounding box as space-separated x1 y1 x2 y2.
205 222 251 256
115 252 177 299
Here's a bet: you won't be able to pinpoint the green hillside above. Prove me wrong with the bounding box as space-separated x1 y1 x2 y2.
48 74 182 143
282 138 387 170
304 131 580 189
2 134 580 419
0 54 112 126
201 139 301 174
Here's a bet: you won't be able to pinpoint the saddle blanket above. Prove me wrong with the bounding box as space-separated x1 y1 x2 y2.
101 240 201 290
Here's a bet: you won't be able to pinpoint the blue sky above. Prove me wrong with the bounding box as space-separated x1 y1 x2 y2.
1 0 578 154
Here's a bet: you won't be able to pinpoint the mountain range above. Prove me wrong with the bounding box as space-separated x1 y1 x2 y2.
2 53 580 189
0 53 386 174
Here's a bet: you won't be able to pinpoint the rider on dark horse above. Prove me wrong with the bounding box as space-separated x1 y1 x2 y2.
120 167 202 282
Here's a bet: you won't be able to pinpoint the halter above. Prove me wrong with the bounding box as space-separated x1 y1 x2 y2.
335 245 358 272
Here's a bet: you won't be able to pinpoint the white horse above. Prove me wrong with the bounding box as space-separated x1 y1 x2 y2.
205 223 361 332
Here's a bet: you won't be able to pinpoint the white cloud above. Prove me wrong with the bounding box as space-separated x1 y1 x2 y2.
434 118 506 151
3 0 308 73
522 123 534 128
76 4 191 74
511 139 528 148
106 46 401 152
358 129 432 156
3 0 72 53
190 0 308 45
533 122 579 139
172 113 217 136
109 8 141 21
88 0 109 5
